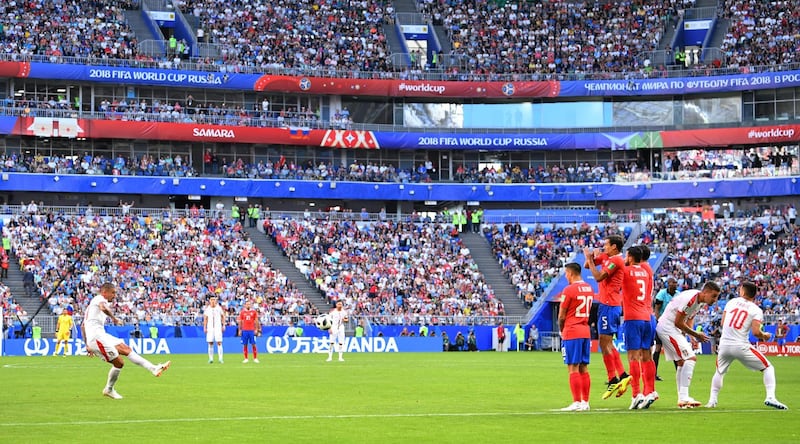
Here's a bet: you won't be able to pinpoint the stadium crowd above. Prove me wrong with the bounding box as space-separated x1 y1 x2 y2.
0 152 197 177
421 0 687 76
5 211 317 326
720 0 800 68
178 0 394 72
266 218 505 324
1 0 797 76
487 221 625 308
0 0 141 61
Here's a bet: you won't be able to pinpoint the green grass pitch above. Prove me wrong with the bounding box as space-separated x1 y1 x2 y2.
1 352 797 443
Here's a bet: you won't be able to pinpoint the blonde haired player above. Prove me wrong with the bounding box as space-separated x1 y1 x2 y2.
326 300 349 362
54 306 75 356
706 282 788 410
82 283 170 399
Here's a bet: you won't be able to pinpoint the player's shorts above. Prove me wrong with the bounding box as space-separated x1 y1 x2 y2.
562 338 591 365
656 325 695 362
206 329 223 343
241 330 256 346
715 343 771 374
329 328 345 344
56 331 71 341
777 338 787 347
597 304 622 336
624 319 654 351
87 333 123 363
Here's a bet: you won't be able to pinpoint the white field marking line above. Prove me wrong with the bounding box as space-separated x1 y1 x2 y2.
0 408 775 427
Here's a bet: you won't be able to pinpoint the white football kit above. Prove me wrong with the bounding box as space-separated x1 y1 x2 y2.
656 290 705 361
328 308 349 345
84 295 123 362
204 305 225 343
716 297 771 374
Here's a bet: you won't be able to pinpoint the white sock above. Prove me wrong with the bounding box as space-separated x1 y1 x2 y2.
208 344 214 361
217 345 224 362
763 365 777 399
709 371 724 403
676 365 683 398
106 367 121 390
339 349 343 359
680 360 696 399
328 343 334 358
127 350 156 372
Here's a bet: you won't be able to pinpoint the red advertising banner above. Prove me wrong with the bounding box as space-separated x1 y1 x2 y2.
11 117 382 149
660 124 800 147
754 341 800 357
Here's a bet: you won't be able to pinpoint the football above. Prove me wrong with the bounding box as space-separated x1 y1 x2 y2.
315 314 332 330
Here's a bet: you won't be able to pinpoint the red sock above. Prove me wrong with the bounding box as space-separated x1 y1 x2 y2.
613 349 626 377
569 373 583 402
643 360 656 394
581 372 591 402
243 346 248 359
252 346 258 359
629 361 641 397
602 353 616 381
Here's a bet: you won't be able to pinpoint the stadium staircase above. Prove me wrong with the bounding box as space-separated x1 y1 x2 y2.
242 226 331 313
123 9 165 59
459 231 529 319
384 24 408 68
705 18 730 51
4 251 49 335
393 0 418 14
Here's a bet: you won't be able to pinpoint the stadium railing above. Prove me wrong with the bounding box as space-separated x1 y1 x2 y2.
2 53 800 82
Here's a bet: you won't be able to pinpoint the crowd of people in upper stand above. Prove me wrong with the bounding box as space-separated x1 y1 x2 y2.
720 0 800 69
266 217 505 324
419 0 686 77
0 0 141 61
4 210 317 326
2 0 798 76
177 0 394 73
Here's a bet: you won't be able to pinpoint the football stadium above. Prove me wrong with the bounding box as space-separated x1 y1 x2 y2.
0 0 798 442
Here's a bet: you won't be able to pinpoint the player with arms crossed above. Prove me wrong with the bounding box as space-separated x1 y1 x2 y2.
655 281 721 408
204 296 226 364
584 235 631 399
621 246 658 409
558 263 593 412
82 283 170 399
327 300 349 362
706 282 788 410
238 300 261 363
